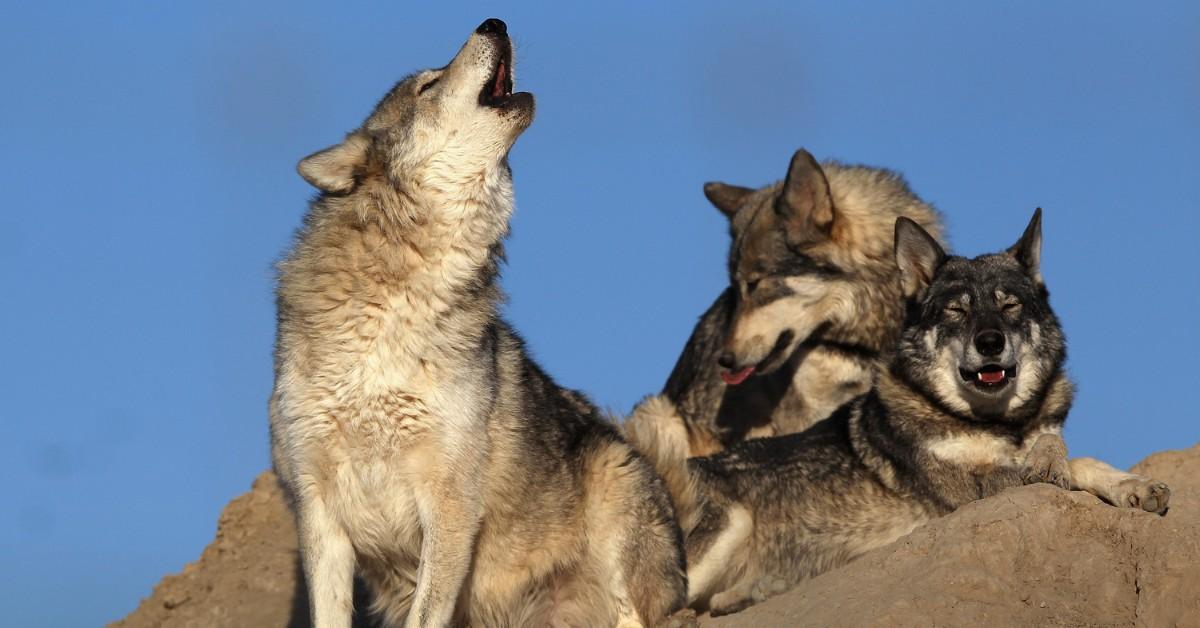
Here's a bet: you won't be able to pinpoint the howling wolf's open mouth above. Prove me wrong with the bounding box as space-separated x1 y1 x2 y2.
479 41 514 108
959 364 1017 392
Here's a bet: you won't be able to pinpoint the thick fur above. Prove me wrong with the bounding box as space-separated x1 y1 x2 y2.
270 21 685 628
628 151 945 456
632 210 1170 616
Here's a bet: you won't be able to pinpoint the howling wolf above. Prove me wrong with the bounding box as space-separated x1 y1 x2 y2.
270 19 686 628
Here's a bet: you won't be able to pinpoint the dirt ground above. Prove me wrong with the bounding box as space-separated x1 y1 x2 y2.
113 444 1200 628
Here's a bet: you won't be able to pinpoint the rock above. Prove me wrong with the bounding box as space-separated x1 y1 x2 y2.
110 473 309 628
702 444 1200 628
112 445 1200 627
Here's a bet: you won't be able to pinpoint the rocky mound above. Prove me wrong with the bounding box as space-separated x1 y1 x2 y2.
113 445 1200 627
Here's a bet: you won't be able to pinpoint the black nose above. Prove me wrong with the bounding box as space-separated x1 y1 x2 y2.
974 330 1006 357
477 18 507 36
717 352 736 369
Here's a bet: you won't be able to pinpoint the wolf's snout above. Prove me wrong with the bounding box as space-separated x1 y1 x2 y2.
477 18 507 36
717 352 737 369
974 329 1006 357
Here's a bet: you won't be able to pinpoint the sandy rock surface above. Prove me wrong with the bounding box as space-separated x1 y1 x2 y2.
113 445 1200 627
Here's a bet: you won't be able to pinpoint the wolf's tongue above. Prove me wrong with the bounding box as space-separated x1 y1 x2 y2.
721 366 755 386
493 62 507 98
978 369 1006 384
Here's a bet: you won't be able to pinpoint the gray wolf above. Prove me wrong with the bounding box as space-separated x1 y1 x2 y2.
627 209 1170 616
629 150 944 456
269 19 685 627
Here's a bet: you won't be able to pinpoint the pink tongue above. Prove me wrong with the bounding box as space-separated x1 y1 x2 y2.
494 62 507 97
721 366 755 386
979 370 1006 384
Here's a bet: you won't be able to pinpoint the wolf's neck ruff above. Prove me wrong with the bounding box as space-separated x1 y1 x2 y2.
273 167 518 426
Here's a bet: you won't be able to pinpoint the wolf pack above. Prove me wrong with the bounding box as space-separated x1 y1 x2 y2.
268 19 1172 628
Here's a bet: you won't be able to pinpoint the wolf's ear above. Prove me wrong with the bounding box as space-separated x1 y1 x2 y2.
895 217 946 300
703 182 754 218
1007 208 1043 285
778 149 835 241
297 133 371 193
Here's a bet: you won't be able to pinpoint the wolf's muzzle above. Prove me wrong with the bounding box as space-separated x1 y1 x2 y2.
974 329 1005 357
477 18 507 36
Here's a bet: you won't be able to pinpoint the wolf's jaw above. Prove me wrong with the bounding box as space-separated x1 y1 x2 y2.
958 365 1017 390
479 38 515 108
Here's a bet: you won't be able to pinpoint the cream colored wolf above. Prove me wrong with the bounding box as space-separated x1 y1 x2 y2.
270 19 685 628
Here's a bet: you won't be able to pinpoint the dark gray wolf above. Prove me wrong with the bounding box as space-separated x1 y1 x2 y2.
627 209 1170 616
629 150 944 456
269 19 685 627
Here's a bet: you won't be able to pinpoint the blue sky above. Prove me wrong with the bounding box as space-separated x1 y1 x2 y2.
1 2 1197 625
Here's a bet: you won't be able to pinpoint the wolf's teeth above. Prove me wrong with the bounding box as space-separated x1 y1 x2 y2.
977 371 984 381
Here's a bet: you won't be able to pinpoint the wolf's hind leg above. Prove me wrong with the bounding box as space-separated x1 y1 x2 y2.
685 505 753 606
1069 457 1170 515
583 442 688 627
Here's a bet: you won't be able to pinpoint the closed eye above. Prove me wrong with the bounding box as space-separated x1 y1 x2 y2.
418 77 440 94
1002 302 1022 313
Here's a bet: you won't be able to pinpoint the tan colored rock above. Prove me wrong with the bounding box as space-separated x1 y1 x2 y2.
111 473 309 628
114 445 1200 627
703 444 1200 628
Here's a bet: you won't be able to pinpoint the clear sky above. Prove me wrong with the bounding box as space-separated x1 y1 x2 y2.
2 2 1197 625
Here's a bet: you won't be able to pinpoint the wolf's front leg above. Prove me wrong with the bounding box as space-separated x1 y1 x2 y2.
1069 457 1170 515
299 495 356 628
1021 432 1071 489
406 460 485 628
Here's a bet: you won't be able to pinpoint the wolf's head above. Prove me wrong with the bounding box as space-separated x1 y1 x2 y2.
706 150 888 385
892 209 1066 421
296 19 534 198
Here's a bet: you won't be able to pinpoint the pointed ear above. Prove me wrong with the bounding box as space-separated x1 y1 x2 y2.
895 217 946 300
297 133 370 193
778 149 835 241
1007 208 1043 284
703 182 754 219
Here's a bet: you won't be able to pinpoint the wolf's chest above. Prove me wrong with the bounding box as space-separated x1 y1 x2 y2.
328 450 426 561
924 432 1021 468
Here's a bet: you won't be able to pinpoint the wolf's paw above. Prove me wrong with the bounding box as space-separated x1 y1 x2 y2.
1021 447 1071 489
708 590 754 617
1116 477 1170 515
708 576 789 617
749 575 791 601
656 609 699 628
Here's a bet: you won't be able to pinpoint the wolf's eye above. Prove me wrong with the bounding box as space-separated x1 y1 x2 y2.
418 77 441 94
1002 301 1022 313
945 304 967 316
745 279 761 295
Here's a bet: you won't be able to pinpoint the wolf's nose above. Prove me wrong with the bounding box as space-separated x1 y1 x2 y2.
477 18 507 36
717 352 736 369
974 330 1006 357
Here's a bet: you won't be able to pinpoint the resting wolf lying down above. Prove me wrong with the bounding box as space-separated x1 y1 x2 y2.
630 150 944 456
628 209 1170 616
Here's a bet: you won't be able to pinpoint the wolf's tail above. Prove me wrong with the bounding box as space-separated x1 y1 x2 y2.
624 395 703 533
